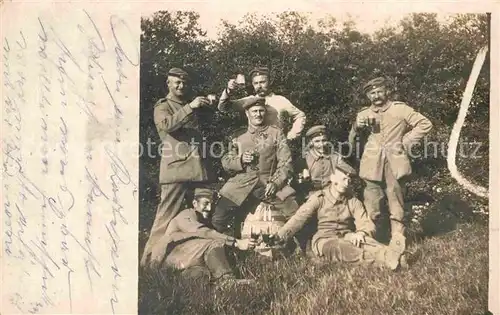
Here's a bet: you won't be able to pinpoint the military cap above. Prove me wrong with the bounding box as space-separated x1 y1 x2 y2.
249 66 270 78
335 159 357 176
305 125 327 138
167 67 189 80
362 76 388 93
194 188 213 198
241 96 266 110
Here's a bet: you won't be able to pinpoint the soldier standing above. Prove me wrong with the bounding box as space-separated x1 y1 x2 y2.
141 68 213 266
348 76 432 250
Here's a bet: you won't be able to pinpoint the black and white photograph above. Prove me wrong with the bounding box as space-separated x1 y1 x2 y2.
138 9 491 314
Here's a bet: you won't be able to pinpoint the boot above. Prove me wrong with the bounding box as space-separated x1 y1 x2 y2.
390 219 407 253
384 248 402 271
389 232 406 255
204 246 235 281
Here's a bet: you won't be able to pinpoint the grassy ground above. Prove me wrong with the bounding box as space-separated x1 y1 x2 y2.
138 134 490 315
138 220 488 315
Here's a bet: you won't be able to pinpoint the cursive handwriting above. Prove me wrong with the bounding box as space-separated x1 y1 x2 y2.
105 14 138 313
106 146 134 225
59 117 68 175
79 8 108 298
38 18 51 175
106 221 122 314
3 9 138 314
110 15 139 93
2 31 33 314
105 146 135 314
84 167 107 291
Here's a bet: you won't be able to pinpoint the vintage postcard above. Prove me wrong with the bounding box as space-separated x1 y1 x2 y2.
1 1 499 314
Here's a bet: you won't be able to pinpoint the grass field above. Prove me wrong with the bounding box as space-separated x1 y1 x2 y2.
138 219 489 315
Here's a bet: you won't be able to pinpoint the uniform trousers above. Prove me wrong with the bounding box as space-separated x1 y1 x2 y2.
171 243 234 281
363 159 408 243
321 236 402 269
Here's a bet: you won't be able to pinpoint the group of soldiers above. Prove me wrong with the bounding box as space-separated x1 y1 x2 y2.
140 66 433 285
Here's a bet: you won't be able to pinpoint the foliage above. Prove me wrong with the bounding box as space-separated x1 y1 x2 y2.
139 12 489 231
138 13 490 314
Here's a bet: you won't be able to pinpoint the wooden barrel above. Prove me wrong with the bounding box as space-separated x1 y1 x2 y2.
241 202 287 237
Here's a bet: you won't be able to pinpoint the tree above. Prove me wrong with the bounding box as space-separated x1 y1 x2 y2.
139 12 490 230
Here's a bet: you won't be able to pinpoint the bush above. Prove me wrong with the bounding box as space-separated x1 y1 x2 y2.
139 12 490 231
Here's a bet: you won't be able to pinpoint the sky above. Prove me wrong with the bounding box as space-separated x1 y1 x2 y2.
195 11 452 39
141 0 492 39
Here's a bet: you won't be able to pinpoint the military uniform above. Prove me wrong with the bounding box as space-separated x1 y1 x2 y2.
212 123 299 233
153 207 237 279
217 67 306 140
277 164 405 270
141 69 211 266
293 125 343 251
294 125 342 197
300 150 342 190
153 188 254 282
348 77 432 247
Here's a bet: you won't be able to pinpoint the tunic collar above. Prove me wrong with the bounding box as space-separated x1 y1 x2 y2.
248 124 269 134
325 186 347 205
370 101 393 113
166 94 186 105
309 149 326 161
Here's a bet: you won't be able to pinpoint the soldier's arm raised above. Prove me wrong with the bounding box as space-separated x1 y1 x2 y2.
153 100 194 135
277 194 322 240
217 86 255 113
217 87 233 112
279 96 306 140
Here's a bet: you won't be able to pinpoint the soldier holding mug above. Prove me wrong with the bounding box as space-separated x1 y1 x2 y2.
348 76 432 251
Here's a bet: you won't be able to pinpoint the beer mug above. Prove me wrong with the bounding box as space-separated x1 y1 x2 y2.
303 168 311 180
236 74 246 87
367 116 378 133
250 150 260 170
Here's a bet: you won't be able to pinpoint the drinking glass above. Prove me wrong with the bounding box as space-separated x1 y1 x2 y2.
236 73 246 87
207 94 217 105
250 150 260 170
250 227 260 241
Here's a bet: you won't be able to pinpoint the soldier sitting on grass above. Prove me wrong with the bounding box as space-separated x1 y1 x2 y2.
153 188 256 285
274 161 408 271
